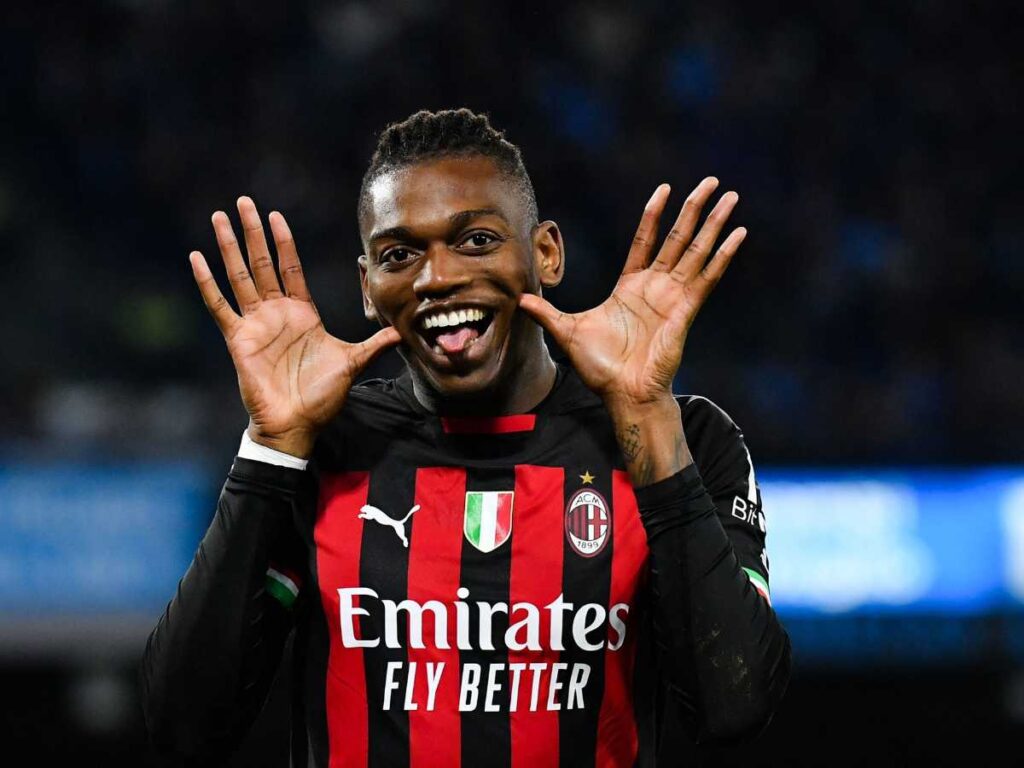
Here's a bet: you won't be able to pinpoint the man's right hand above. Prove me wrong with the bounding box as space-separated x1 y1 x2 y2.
190 197 400 459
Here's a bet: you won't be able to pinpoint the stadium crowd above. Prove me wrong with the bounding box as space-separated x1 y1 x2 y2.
2 0 1019 464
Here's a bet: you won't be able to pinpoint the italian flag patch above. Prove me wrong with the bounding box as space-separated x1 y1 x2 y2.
464 491 514 553
266 566 301 609
743 567 771 605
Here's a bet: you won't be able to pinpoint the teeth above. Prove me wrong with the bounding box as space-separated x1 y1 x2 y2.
421 307 488 330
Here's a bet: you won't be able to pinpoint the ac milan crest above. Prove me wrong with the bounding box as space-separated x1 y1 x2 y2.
564 488 610 558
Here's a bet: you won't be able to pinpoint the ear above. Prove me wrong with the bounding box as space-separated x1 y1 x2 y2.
532 220 565 289
358 255 381 323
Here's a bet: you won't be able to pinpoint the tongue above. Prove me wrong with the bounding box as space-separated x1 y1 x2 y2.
437 326 480 354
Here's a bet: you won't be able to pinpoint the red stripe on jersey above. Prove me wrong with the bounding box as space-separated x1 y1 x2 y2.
596 471 648 767
315 472 371 768
407 467 466 768
509 465 564 768
441 414 536 434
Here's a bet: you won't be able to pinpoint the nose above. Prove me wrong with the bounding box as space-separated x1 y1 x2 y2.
412 244 472 298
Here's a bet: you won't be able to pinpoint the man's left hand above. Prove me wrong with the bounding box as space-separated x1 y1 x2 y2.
519 176 745 412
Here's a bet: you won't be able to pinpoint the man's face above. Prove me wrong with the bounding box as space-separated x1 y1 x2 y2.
359 155 561 399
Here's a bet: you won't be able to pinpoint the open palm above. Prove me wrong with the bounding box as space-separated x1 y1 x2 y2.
190 197 398 456
519 178 746 407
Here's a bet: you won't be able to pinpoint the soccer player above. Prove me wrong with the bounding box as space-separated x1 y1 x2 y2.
141 109 790 767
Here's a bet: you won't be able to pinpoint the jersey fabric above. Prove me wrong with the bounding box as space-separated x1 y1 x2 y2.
141 364 790 767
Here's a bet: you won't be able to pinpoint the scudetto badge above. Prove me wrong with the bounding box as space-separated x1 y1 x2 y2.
464 491 514 553
564 488 610 557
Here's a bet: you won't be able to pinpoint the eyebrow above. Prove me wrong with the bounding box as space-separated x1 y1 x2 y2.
449 208 507 229
368 208 509 245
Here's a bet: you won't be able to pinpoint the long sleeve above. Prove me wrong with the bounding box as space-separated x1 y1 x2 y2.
635 400 791 746
139 456 312 763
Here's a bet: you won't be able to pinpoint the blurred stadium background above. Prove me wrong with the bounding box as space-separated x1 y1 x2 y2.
2 1 1021 765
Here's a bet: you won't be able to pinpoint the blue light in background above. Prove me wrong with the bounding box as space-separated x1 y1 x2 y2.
760 468 1023 617
1 462 1022 665
759 468 1024 665
0 462 210 615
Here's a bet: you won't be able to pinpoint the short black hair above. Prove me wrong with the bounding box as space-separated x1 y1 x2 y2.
358 108 538 232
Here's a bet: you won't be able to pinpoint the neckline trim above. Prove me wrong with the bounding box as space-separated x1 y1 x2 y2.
440 414 537 434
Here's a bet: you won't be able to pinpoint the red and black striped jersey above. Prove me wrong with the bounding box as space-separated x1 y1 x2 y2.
141 364 787 767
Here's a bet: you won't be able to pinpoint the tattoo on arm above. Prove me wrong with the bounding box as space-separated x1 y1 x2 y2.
617 421 690 487
618 423 656 485
619 424 642 461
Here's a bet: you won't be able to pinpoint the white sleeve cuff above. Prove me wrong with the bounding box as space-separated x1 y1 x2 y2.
237 430 309 471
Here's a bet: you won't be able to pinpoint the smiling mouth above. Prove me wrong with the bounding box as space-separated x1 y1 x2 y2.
418 307 495 356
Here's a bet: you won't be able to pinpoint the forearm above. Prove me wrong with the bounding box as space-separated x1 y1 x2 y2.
636 466 791 743
140 458 304 759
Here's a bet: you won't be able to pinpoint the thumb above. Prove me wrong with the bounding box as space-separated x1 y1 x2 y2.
518 293 576 347
350 326 401 371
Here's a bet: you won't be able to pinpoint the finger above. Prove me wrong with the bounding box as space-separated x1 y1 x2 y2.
348 326 402 372
212 210 261 314
693 226 747 299
518 293 578 350
269 211 312 302
622 184 671 274
673 190 739 279
237 196 284 300
190 250 241 336
651 176 719 272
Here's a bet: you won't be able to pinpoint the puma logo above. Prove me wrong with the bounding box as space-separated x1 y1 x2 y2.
357 504 421 548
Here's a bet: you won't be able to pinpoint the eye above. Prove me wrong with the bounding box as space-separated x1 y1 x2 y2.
460 231 501 250
380 246 417 266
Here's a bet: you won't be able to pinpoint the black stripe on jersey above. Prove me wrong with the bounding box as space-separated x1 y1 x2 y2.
291 599 317 767
298 471 329 768
361 464 418 768
460 466 515 768
630 605 655 768
559 465 613 768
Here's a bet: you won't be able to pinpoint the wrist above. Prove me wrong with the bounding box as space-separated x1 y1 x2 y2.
604 394 691 487
246 422 317 460
603 391 679 427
